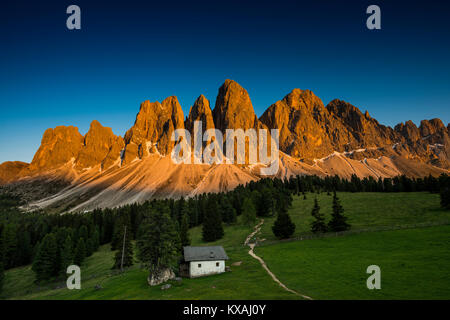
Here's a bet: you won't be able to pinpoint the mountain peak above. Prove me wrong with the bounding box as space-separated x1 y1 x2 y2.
29 126 84 172
213 80 258 131
122 97 185 163
186 94 214 134
76 120 122 170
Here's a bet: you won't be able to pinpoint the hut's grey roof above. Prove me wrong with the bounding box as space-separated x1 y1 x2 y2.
183 246 229 262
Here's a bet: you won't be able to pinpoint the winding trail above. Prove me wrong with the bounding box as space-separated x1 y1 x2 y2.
245 219 313 300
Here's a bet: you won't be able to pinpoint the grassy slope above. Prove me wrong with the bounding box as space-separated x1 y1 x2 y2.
255 225 450 299
2 192 449 300
2 217 298 300
259 192 450 241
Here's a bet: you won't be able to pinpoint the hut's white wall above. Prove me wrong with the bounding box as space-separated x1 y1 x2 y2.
189 260 225 277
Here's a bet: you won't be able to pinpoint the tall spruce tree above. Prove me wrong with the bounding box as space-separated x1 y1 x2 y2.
256 188 273 217
32 233 59 282
219 196 237 224
60 236 73 273
92 227 100 251
241 197 257 226
272 212 296 239
111 213 132 251
328 192 351 232
2 224 17 269
179 212 191 247
136 203 180 275
202 197 224 242
113 225 134 270
73 238 86 266
310 198 327 233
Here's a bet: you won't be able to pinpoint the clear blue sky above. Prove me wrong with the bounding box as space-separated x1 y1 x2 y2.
1 0 449 163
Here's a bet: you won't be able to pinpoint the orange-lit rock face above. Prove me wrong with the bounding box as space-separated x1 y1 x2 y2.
260 89 353 160
419 118 446 137
326 98 397 148
29 126 84 171
185 94 215 133
395 120 421 143
0 79 448 211
123 96 185 164
75 120 124 170
213 79 259 132
0 161 29 184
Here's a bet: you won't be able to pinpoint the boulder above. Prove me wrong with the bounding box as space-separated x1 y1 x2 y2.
147 268 175 286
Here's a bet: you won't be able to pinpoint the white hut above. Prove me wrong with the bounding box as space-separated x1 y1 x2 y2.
180 246 229 278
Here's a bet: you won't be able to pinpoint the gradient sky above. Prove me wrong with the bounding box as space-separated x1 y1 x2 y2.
1 0 449 163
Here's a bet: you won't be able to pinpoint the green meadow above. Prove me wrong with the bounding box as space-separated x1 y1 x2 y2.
256 225 450 299
1 192 449 300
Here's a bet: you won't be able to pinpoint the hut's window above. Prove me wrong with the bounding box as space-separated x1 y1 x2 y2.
216 262 219 267
198 263 201 268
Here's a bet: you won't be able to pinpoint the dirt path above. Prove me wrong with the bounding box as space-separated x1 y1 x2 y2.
245 219 313 300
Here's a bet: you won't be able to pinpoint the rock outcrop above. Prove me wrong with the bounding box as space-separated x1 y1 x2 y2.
326 99 397 148
123 97 185 164
419 118 446 137
260 89 353 160
185 94 215 133
29 126 84 172
0 161 29 184
147 268 175 286
0 79 448 210
394 120 421 143
213 79 259 132
75 120 124 170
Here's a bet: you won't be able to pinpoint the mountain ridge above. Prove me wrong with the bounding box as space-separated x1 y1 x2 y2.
1 80 448 211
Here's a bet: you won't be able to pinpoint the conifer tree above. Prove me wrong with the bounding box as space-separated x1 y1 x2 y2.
179 212 191 247
78 225 89 243
257 188 273 217
219 196 237 224
32 233 58 282
113 225 134 270
111 213 131 251
92 227 100 251
136 203 180 275
328 192 351 232
60 236 73 273
310 198 327 233
241 197 257 226
272 212 296 239
73 237 86 266
2 224 17 269
202 197 224 242
17 231 32 266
